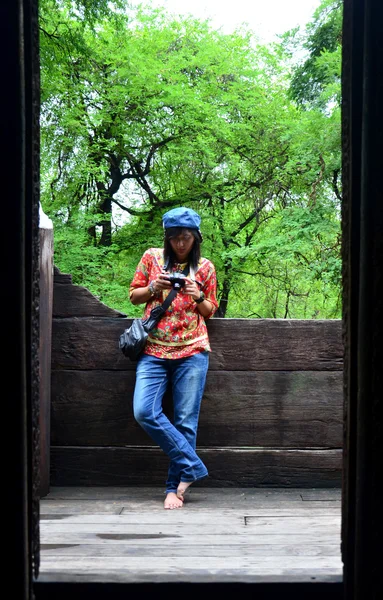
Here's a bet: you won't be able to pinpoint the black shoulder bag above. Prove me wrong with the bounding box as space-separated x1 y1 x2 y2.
119 264 189 361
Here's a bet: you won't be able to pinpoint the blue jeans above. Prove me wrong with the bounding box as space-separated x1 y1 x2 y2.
133 351 209 494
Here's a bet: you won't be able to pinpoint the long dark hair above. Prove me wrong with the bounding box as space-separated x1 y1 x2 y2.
163 227 201 271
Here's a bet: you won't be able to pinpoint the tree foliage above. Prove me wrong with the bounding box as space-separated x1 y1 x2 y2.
39 0 342 319
283 0 342 108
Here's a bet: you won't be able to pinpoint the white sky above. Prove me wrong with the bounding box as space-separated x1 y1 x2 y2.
134 0 322 41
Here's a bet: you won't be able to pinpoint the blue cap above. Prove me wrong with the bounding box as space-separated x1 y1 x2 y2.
162 206 201 230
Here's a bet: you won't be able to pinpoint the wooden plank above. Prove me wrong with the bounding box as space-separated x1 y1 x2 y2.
39 556 343 573
243 517 341 533
50 447 342 487
53 284 125 318
42 486 305 501
40 543 341 557
39 517 341 536
40 487 340 513
202 371 342 447
40 503 125 515
40 508 341 522
40 555 342 567
37 569 343 584
39 500 341 514
37 570 343 585
51 318 343 372
50 370 343 448
39 514 248 525
208 319 343 372
38 531 341 546
300 489 342 501
203 448 342 487
42 486 340 501
54 267 72 284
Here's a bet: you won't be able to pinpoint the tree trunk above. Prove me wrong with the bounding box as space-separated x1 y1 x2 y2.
99 196 112 247
216 271 231 318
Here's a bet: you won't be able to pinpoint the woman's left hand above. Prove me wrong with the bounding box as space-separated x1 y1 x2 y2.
183 277 202 301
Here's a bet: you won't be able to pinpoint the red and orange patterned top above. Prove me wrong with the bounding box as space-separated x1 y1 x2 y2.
129 248 218 359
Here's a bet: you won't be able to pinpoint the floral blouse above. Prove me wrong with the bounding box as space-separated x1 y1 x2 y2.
129 248 218 359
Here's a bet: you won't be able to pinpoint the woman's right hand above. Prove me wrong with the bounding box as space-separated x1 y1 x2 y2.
153 272 173 293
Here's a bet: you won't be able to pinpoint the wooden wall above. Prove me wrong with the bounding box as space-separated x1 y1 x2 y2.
50 267 343 487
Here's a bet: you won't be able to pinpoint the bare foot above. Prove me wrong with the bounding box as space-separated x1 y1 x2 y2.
164 492 184 510
176 481 192 501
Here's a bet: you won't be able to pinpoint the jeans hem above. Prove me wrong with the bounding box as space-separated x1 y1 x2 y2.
165 472 208 494
180 471 208 483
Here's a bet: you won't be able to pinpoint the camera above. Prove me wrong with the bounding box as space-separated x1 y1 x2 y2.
167 273 186 291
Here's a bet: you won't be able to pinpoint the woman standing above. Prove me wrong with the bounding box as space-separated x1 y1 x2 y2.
129 207 218 509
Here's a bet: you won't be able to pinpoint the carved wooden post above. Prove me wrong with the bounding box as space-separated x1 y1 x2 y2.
342 0 383 597
39 206 53 497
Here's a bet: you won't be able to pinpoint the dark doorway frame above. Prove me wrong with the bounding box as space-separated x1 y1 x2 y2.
3 0 382 598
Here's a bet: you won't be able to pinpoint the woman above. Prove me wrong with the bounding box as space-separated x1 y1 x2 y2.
129 206 218 509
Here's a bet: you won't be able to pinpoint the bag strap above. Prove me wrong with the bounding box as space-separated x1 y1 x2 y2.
159 287 177 312
143 263 190 332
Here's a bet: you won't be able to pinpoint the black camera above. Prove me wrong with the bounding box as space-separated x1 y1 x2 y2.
167 273 186 291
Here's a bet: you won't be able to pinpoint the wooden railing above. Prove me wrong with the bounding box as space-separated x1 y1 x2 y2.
48 267 343 488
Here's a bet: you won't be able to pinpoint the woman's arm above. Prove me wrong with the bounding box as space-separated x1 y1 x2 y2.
195 297 214 318
130 272 172 305
129 285 153 305
183 278 215 317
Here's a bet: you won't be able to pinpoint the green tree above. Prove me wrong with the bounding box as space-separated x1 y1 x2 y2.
40 5 296 314
283 0 343 109
40 1 342 319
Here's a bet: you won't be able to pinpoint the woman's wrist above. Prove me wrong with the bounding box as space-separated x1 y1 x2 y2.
148 281 155 297
148 280 160 298
194 291 205 304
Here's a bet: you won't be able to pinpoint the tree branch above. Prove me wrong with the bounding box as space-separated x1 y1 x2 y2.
332 168 342 201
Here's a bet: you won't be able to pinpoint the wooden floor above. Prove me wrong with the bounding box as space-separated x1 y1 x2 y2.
38 486 343 583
